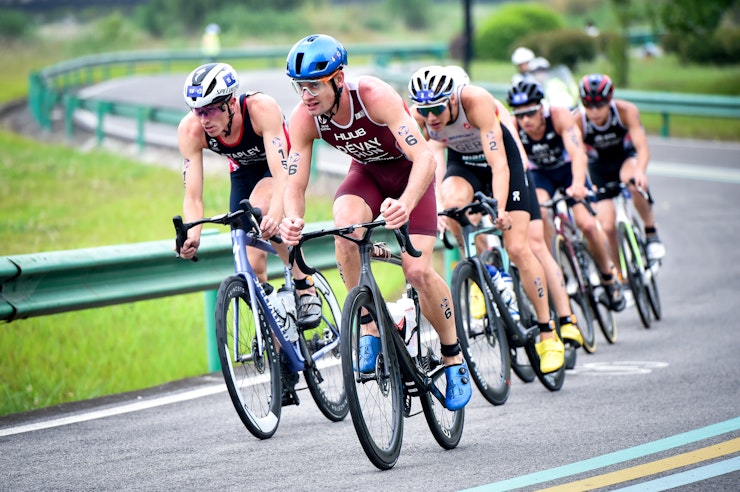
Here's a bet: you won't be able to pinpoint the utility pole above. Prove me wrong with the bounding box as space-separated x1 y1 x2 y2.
463 0 473 77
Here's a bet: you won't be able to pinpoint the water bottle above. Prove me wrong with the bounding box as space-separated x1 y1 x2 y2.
486 265 520 322
396 294 418 357
387 301 406 335
277 286 299 343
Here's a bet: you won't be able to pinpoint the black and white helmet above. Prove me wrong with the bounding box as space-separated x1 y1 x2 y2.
408 65 456 106
183 63 239 109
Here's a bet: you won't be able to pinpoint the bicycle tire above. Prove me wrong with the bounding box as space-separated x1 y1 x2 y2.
341 286 404 470
506 265 537 382
451 259 511 406
637 237 662 321
582 248 618 344
301 270 348 422
619 223 651 328
552 234 597 353
417 316 465 450
215 276 281 439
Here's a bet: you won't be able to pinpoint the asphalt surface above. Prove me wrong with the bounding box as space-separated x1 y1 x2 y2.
1 71 739 491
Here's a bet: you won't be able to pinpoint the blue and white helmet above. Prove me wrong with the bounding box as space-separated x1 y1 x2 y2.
183 63 239 109
286 34 347 80
408 65 456 106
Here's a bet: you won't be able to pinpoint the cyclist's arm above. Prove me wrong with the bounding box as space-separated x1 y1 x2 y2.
249 93 291 234
177 113 207 248
461 85 510 214
362 77 436 221
552 105 588 199
617 99 650 175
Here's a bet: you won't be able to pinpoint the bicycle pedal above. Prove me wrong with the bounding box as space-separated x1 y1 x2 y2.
281 389 300 407
403 394 412 417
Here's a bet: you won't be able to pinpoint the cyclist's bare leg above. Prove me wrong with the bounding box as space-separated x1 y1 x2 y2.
402 234 462 366
529 217 572 320
440 176 474 248
593 199 621 279
535 188 556 246
620 159 657 230
573 203 613 276
504 210 553 338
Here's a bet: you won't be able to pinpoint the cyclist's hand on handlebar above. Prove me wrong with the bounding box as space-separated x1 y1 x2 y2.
631 171 649 192
566 182 588 201
496 209 512 231
380 197 409 230
178 236 200 260
279 217 304 246
260 213 281 239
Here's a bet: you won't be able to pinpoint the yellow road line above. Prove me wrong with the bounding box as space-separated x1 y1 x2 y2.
538 437 740 492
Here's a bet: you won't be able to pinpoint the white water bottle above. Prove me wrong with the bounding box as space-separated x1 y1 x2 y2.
268 284 298 343
387 301 406 335
396 294 418 357
486 265 520 322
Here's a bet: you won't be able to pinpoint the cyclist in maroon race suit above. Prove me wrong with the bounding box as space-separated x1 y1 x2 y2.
279 34 472 410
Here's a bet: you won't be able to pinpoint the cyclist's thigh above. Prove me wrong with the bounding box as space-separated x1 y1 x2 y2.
506 158 532 214
230 163 269 212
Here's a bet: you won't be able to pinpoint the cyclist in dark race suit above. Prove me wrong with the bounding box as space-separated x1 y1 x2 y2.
507 80 626 312
574 73 666 267
409 64 571 374
279 34 472 410
177 62 322 329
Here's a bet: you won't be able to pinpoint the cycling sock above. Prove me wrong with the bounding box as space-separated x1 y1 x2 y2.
559 315 576 326
441 341 461 357
600 271 614 282
293 276 314 290
360 314 374 325
645 226 657 236
538 321 554 333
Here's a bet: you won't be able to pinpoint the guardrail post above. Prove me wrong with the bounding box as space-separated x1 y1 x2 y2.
63 94 79 140
95 101 110 146
204 288 220 372
136 106 151 153
661 112 670 138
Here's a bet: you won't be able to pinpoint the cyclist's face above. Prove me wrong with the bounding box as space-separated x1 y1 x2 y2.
292 71 342 115
192 99 232 135
583 99 610 125
416 97 452 131
512 103 542 133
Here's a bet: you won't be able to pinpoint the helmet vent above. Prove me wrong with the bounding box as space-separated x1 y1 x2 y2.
295 53 304 75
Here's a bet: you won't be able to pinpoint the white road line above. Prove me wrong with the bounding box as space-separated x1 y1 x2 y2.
650 162 740 184
0 384 226 437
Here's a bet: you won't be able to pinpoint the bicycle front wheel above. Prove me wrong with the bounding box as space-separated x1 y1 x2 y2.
451 259 511 406
341 286 404 470
638 237 662 321
553 235 597 353
301 270 348 422
619 223 651 328
215 276 281 439
417 315 465 450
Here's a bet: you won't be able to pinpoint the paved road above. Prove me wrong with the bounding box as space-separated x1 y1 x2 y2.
1 72 739 491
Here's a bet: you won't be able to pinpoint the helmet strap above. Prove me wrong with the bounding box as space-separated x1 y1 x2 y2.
318 79 343 125
223 100 235 137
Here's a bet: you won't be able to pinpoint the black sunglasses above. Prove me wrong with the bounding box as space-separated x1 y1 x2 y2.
417 103 448 117
583 99 609 109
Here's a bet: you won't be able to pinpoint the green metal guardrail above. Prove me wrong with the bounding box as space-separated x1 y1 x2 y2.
28 44 448 138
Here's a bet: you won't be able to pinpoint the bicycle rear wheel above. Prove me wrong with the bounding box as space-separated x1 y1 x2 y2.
552 234 597 353
341 286 404 470
215 276 281 439
416 315 465 450
619 223 651 328
451 259 511 406
301 270 348 422
506 265 537 382
582 248 617 344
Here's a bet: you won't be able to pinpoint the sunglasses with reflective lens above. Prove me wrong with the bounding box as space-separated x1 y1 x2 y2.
513 104 542 119
416 103 448 117
192 103 226 118
291 72 337 97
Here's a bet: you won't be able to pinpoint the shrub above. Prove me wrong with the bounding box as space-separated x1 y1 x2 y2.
0 9 32 40
475 3 564 61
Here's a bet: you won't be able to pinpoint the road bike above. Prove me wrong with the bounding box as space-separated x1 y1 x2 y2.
595 181 662 328
541 190 617 351
172 199 346 439
439 192 566 397
295 220 464 470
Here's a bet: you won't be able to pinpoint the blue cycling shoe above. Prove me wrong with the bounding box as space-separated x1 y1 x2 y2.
445 361 472 411
358 335 381 373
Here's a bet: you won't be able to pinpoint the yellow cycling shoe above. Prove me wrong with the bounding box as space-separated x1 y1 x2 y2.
535 334 565 374
469 283 486 319
559 322 583 348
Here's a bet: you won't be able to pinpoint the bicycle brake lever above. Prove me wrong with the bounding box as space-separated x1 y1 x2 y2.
394 223 422 258
172 215 198 262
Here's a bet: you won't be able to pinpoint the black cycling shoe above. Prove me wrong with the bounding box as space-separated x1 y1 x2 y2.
296 293 322 329
603 280 626 312
280 351 300 407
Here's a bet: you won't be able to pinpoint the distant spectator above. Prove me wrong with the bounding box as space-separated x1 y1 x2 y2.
511 46 535 83
201 24 221 60
584 20 599 38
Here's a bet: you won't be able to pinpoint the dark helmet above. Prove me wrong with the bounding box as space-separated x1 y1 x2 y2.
286 34 347 80
579 73 614 106
507 80 545 108
183 63 239 108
